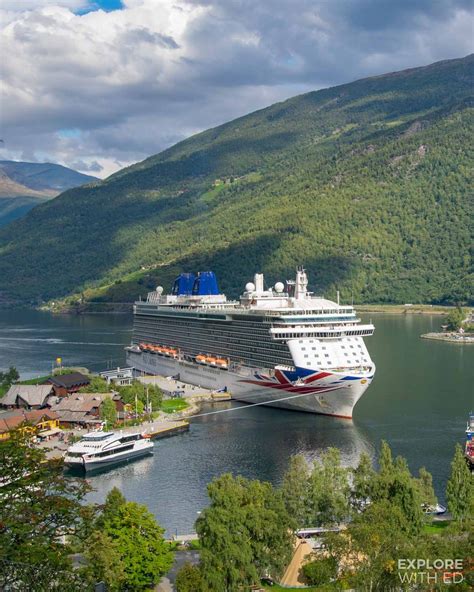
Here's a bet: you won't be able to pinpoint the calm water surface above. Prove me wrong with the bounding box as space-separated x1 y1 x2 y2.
0 310 472 535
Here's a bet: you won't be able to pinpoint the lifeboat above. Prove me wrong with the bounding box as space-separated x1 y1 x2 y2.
206 356 218 366
196 354 207 364
216 358 228 369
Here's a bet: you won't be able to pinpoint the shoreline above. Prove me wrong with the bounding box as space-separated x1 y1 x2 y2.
421 332 474 344
27 302 467 316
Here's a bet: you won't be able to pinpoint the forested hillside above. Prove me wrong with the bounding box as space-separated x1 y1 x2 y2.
0 55 472 306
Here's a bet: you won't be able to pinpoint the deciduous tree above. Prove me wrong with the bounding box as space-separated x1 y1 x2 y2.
446 444 473 523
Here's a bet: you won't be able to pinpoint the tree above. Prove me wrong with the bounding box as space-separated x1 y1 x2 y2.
102 493 173 591
176 563 203 592
371 443 424 534
0 431 92 591
79 375 108 392
351 452 376 513
336 500 414 592
445 307 465 331
416 466 437 507
446 444 473 523
307 448 351 526
100 396 117 428
118 381 163 411
81 531 126 592
0 366 19 395
301 556 337 586
281 454 310 528
196 474 293 591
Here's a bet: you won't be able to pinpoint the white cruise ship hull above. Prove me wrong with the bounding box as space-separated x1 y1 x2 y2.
65 442 154 472
127 351 373 418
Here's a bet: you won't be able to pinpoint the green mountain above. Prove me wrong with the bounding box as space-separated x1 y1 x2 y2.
0 161 98 228
0 55 472 307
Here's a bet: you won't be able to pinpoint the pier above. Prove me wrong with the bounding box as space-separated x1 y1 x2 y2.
128 419 189 440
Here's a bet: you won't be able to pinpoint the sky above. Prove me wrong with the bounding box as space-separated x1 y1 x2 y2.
0 0 473 178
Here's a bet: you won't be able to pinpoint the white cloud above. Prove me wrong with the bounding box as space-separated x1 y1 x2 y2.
0 0 473 177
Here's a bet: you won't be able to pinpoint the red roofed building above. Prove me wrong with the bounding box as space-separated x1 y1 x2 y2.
0 409 59 440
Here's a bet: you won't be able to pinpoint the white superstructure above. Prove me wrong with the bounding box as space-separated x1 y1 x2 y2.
64 431 153 471
126 267 376 418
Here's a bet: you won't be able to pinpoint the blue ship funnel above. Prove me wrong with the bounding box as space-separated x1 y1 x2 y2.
192 271 219 295
172 273 196 296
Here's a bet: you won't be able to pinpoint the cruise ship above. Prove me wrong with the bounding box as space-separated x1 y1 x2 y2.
64 431 154 471
126 267 375 418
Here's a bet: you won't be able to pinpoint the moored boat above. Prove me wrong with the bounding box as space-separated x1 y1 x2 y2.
126 267 376 418
64 431 153 472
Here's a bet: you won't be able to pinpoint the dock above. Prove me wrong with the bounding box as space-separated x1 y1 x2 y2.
124 419 189 440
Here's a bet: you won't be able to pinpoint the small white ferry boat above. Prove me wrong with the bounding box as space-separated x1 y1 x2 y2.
64 431 154 471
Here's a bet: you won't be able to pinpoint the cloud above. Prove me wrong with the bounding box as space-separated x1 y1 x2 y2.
0 0 473 177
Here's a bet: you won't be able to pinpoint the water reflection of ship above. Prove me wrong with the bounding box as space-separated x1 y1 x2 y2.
193 402 375 470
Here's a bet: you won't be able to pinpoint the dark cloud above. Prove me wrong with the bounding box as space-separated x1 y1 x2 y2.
0 0 472 176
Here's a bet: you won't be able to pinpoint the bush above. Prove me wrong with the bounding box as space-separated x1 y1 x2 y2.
302 557 338 586
176 563 203 592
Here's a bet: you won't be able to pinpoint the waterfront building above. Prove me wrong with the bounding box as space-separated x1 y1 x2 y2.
0 409 59 440
1 384 55 409
50 392 123 428
46 372 91 397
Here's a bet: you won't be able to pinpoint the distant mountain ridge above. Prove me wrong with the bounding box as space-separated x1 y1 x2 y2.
0 55 472 307
0 161 98 227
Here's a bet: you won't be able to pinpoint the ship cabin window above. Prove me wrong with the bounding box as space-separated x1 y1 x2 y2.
341 346 345 349
299 340 303 343
325 354 329 357
301 347 306 351
304 354 308 358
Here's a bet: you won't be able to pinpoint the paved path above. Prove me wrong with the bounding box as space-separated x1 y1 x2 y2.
138 375 212 398
280 539 313 587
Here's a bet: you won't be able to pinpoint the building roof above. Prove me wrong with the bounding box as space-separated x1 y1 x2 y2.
1 384 54 407
47 372 90 389
0 409 58 433
50 393 115 413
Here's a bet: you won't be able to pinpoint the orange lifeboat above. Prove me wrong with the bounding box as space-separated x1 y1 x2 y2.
216 358 228 369
196 354 207 364
206 356 218 366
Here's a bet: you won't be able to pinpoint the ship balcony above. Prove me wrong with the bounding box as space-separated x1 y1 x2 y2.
269 324 374 340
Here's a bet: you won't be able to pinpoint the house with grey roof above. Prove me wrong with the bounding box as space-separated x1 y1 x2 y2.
1 384 55 409
50 392 123 428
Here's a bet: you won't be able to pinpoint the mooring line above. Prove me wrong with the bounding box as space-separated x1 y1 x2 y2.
181 387 340 420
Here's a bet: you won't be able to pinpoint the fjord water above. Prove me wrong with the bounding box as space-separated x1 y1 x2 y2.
0 310 472 535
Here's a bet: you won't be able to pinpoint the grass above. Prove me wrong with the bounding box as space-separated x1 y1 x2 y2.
18 375 51 385
161 398 190 413
423 520 451 534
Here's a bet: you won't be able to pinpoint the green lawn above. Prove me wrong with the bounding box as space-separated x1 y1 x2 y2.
19 376 51 385
423 520 451 534
161 399 189 413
